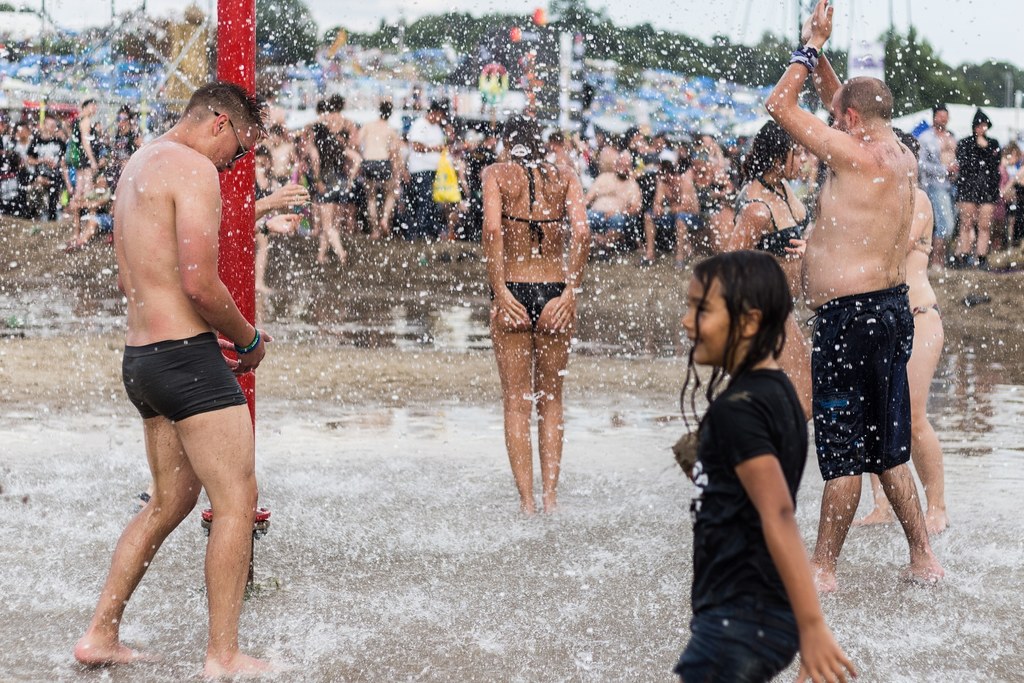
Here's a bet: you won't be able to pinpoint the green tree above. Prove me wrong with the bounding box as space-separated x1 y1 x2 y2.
256 0 319 64
884 27 961 116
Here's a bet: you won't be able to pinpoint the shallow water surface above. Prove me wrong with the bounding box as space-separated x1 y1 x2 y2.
2 395 1023 681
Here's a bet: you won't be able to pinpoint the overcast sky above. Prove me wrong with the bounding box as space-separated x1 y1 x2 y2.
38 0 1024 72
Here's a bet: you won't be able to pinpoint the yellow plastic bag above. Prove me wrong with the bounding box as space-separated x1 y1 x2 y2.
432 149 462 204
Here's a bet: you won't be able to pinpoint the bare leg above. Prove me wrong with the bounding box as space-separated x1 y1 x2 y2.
491 315 537 514
173 406 273 677
315 203 332 264
810 474 862 593
930 235 947 268
381 182 397 238
319 204 347 265
75 417 201 666
778 312 812 420
254 232 272 294
643 214 656 260
338 203 356 237
906 309 947 533
534 310 573 513
69 172 93 247
674 217 692 265
976 203 995 258
366 180 381 238
853 474 895 526
955 202 978 259
878 463 944 584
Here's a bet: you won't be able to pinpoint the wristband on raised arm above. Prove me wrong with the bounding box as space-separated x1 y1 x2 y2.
789 45 820 72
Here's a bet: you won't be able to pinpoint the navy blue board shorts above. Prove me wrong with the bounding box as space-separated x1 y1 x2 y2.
122 332 248 422
810 285 913 480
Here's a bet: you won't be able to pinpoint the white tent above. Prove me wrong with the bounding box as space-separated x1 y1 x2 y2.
0 12 44 41
893 104 1024 147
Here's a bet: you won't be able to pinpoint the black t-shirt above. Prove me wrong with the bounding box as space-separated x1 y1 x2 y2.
690 369 807 614
27 134 66 179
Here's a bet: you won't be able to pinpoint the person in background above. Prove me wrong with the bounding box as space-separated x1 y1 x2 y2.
727 121 812 419
483 114 590 514
952 108 1001 269
358 99 402 239
856 131 948 535
917 104 958 267
26 114 69 221
67 98 102 248
404 99 449 240
585 150 642 257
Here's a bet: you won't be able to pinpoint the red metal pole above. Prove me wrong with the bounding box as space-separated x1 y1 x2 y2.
217 0 257 425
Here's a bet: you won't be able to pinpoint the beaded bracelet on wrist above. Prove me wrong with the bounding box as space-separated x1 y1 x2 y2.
235 328 261 354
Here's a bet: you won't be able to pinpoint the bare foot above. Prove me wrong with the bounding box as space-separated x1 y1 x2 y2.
903 554 944 586
519 498 537 516
812 564 839 594
203 652 277 679
542 496 558 514
853 506 896 527
74 638 159 667
925 509 949 535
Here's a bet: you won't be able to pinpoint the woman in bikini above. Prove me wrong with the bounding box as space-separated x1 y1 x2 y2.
727 121 812 418
482 115 590 514
857 131 948 534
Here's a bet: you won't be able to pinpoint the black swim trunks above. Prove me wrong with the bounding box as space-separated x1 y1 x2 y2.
361 160 392 182
122 332 248 422
492 282 566 329
810 285 913 480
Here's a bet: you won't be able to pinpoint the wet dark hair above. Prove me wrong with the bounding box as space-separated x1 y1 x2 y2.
379 100 393 120
741 120 793 184
327 94 346 112
184 81 267 138
502 114 548 166
932 103 948 115
681 251 792 428
893 128 920 160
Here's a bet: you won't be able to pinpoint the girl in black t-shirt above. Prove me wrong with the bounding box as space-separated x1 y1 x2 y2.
673 251 855 683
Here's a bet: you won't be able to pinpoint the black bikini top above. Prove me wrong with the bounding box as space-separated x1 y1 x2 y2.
738 178 809 258
502 161 563 255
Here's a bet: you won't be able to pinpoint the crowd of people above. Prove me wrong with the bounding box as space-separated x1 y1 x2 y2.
3 90 1022 276
0 101 144 248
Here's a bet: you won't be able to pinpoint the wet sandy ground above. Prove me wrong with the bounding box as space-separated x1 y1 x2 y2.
2 217 1024 680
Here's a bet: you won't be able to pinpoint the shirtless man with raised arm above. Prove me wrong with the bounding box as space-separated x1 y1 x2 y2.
766 0 943 592
73 82 275 677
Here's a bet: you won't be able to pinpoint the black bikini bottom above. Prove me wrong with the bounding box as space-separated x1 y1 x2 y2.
494 282 566 328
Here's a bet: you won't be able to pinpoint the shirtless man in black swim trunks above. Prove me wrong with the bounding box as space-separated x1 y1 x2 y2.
766 0 943 592
74 82 274 677
483 114 590 514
